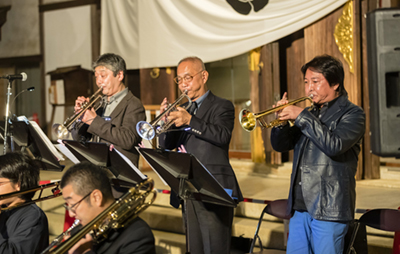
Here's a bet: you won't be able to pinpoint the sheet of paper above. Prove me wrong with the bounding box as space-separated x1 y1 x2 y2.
55 143 80 164
113 147 147 181
135 147 168 186
29 121 64 161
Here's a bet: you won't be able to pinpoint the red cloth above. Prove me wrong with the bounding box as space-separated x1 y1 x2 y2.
64 212 75 232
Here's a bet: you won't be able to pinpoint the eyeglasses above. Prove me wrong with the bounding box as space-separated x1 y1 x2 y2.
173 70 204 85
0 181 11 186
63 191 93 213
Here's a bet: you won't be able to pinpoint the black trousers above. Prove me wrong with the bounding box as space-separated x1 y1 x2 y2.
184 200 234 254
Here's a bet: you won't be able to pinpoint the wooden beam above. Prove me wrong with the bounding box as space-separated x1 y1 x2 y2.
39 0 100 13
0 55 42 66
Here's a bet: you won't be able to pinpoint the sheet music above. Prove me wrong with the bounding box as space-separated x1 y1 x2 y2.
55 143 80 164
113 148 147 180
136 147 168 186
28 121 64 161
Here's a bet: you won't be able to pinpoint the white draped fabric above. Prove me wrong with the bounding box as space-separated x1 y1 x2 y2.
101 0 347 69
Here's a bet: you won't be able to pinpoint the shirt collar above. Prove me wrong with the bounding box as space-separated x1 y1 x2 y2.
317 95 340 109
102 87 128 105
193 90 210 109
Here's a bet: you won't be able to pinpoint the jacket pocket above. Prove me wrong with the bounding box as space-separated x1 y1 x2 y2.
321 177 350 213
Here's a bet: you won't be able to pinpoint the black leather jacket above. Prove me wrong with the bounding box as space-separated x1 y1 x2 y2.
271 95 365 221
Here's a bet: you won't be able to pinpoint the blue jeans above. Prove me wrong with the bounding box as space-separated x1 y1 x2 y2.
286 211 349 254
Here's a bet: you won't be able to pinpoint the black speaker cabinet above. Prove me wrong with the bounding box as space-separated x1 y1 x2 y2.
366 8 400 157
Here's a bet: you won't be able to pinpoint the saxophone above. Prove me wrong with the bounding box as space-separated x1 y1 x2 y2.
43 178 157 254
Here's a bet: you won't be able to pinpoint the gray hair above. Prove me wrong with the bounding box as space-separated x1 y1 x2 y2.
93 53 127 83
178 56 206 71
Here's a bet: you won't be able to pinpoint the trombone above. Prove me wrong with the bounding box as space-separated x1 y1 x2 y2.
239 95 314 132
0 181 62 211
136 90 192 140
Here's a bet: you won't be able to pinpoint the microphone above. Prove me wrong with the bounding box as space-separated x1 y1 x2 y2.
1 72 28 81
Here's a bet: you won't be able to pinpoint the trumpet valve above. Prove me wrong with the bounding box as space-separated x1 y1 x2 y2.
257 118 268 129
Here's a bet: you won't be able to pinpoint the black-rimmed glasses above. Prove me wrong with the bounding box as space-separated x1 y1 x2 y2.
63 191 93 213
173 70 204 84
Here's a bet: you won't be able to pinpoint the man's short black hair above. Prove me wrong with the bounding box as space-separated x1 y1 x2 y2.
61 162 114 203
0 152 39 200
93 53 127 83
301 54 347 96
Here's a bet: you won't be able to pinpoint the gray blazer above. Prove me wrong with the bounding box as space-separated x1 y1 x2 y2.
72 90 146 167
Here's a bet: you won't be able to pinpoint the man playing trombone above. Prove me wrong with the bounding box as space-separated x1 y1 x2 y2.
270 55 365 254
72 53 145 167
0 152 49 254
58 162 156 254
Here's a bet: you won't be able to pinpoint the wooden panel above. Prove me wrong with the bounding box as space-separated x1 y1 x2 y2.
285 31 306 102
361 0 380 179
259 43 282 165
281 31 305 162
126 69 141 99
90 3 100 63
304 5 362 105
303 3 373 179
140 68 176 105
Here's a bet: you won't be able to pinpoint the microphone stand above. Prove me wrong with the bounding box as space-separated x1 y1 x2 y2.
3 79 14 155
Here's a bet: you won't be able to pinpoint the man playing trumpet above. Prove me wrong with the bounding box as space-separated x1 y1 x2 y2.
0 152 49 254
72 53 145 167
158 56 243 254
271 55 365 254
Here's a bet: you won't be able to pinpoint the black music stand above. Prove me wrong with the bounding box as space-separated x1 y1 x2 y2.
137 148 236 254
0 118 64 171
61 140 146 186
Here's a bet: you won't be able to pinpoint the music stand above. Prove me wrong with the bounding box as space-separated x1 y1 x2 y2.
61 140 146 185
0 118 64 171
137 148 236 254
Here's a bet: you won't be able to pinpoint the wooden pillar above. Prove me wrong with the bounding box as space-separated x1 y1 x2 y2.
282 31 306 162
248 48 265 163
259 44 282 165
359 0 381 179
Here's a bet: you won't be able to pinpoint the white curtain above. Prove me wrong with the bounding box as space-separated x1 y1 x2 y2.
101 0 348 69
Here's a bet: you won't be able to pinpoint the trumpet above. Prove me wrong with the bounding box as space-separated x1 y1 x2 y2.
0 181 62 211
44 178 157 254
136 90 192 140
53 87 104 139
239 95 314 132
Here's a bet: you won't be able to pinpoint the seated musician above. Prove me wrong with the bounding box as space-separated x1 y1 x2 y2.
60 162 156 254
72 53 145 167
0 152 49 254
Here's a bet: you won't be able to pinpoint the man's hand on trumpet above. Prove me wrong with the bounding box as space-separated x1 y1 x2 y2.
160 97 169 122
74 96 97 125
159 97 192 127
273 92 303 122
168 107 192 127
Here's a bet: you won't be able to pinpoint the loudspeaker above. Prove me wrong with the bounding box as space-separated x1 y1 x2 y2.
366 8 400 157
